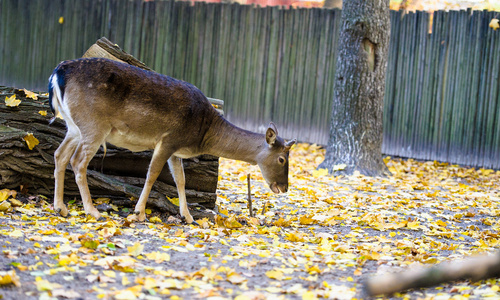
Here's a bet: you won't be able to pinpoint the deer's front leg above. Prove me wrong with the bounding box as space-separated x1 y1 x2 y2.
168 156 194 224
134 144 172 221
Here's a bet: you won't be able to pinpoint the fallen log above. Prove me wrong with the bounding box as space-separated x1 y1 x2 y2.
363 252 500 296
0 37 222 218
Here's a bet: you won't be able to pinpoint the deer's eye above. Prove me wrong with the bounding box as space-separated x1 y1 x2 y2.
278 157 286 165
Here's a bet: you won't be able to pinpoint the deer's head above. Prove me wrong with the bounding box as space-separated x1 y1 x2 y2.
257 123 296 194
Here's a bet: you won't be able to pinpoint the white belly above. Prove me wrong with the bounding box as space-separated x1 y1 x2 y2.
106 130 156 152
106 130 200 158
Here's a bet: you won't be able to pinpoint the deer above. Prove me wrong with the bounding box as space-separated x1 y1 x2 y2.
48 58 296 224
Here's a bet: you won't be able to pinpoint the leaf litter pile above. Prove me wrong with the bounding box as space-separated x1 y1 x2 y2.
1 143 500 299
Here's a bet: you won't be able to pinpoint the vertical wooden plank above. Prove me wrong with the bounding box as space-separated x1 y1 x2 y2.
230 3 245 119
305 8 322 142
271 7 286 127
481 10 498 168
262 6 279 123
440 10 457 162
214 3 230 99
201 3 215 93
472 10 490 167
393 10 408 158
490 11 500 169
413 11 430 159
449 10 468 165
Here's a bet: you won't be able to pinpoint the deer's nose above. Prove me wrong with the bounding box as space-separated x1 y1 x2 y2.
270 182 288 194
277 183 288 193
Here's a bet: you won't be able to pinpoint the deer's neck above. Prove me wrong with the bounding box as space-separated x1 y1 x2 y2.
202 116 265 164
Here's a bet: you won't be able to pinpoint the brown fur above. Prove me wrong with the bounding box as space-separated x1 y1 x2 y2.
50 58 296 223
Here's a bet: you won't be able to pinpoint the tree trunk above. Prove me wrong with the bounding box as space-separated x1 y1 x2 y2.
319 0 391 177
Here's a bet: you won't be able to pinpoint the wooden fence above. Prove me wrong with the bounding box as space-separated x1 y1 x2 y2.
1 0 499 168
384 9 500 169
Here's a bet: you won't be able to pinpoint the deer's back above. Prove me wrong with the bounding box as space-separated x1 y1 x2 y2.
53 58 217 153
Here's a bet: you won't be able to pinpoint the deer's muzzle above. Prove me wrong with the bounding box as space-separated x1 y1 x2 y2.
270 182 288 194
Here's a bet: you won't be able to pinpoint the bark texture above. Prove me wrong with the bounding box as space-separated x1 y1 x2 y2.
319 0 391 177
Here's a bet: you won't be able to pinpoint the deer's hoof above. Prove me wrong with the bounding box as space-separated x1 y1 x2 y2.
180 216 197 225
85 209 102 221
55 206 68 217
133 211 146 222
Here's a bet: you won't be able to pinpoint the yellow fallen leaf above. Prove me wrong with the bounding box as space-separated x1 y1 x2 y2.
0 189 16 201
35 277 55 291
23 89 38 100
167 197 179 206
38 110 47 116
9 198 22 207
59 16 64 24
299 215 316 225
5 95 21 107
490 18 499 30
306 265 321 274
265 269 284 280
9 229 23 238
0 270 21 287
303 250 315 258
114 290 137 300
127 242 144 257
302 291 318 300
312 168 328 178
285 231 305 242
149 216 162 223
103 270 116 278
24 133 40 150
0 201 12 212
407 221 421 230
144 251 170 263
227 272 247 284
122 275 130 286
224 215 243 229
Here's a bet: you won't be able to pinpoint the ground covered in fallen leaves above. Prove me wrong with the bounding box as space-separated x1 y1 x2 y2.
1 143 500 300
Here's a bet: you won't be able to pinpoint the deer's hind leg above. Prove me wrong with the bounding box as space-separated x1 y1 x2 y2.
53 131 79 217
70 129 110 221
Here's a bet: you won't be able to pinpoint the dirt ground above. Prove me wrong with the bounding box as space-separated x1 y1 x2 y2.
1 144 500 300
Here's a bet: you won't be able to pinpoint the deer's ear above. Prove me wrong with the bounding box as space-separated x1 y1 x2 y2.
266 122 278 146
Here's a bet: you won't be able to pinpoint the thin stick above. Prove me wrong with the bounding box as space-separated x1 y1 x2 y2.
261 201 269 215
247 174 253 217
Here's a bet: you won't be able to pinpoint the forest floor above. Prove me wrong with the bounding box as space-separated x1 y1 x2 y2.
1 143 500 300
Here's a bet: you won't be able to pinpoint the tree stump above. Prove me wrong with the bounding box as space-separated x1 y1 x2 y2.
0 38 222 217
